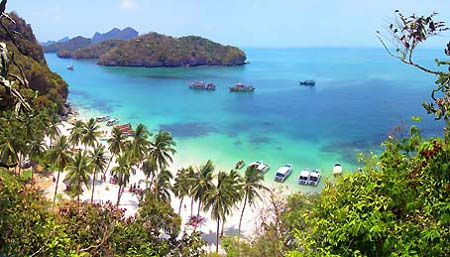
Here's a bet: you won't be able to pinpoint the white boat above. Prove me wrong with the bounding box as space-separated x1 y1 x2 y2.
274 164 292 183
106 118 119 126
249 160 270 173
96 115 110 122
298 169 310 185
307 169 321 186
333 163 343 176
67 65 74 71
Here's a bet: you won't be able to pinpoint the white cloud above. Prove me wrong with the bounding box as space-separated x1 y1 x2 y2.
120 0 139 11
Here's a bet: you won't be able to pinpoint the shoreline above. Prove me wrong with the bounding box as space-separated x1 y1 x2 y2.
39 106 299 249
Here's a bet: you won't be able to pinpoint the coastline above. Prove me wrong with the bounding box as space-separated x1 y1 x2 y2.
38 104 298 249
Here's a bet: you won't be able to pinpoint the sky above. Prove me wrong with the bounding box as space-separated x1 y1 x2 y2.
8 0 450 48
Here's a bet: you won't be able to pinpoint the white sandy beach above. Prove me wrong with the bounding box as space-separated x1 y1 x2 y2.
40 114 296 251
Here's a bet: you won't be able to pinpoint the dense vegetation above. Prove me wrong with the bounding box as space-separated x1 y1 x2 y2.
44 36 91 54
98 33 247 67
68 39 126 59
0 12 68 111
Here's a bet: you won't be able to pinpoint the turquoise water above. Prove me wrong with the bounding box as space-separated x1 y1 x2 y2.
46 48 443 191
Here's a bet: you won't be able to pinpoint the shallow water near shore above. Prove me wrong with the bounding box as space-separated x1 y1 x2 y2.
46 48 443 191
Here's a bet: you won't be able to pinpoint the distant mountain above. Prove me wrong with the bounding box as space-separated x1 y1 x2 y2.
40 36 70 47
91 27 138 44
98 33 247 67
43 27 138 54
44 36 91 53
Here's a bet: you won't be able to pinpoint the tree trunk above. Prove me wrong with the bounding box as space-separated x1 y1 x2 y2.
197 199 202 217
91 170 97 204
237 191 248 255
178 197 184 215
190 197 194 217
116 185 122 206
17 153 22 175
221 219 226 237
53 168 62 204
105 156 113 177
216 219 220 253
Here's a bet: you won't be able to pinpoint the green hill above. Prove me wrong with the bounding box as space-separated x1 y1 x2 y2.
98 33 247 67
0 13 68 111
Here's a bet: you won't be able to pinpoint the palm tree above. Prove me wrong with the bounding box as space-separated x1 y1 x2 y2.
88 144 107 204
68 120 85 147
106 126 126 175
173 168 191 214
46 136 72 203
64 151 91 201
238 165 269 240
45 113 60 147
203 171 235 253
220 169 243 237
81 118 100 149
190 160 215 217
129 124 150 164
27 133 46 184
152 169 173 202
148 130 176 176
111 151 135 206
142 157 157 187
182 166 197 216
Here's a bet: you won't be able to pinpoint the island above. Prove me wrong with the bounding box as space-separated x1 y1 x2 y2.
97 33 247 67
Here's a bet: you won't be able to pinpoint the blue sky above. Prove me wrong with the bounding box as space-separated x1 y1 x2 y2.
9 0 450 47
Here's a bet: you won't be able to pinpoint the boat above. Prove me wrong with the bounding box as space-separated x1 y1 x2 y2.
189 81 216 90
299 80 315 86
106 118 119 126
307 169 321 186
95 115 110 122
115 123 132 131
229 83 255 92
298 169 311 185
274 164 292 183
333 163 343 176
67 65 74 71
235 160 245 170
249 160 270 173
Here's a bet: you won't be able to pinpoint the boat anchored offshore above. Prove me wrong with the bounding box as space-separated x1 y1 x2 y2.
299 80 315 86
249 161 270 173
229 82 255 92
189 81 216 90
274 164 292 183
67 65 74 71
333 163 343 176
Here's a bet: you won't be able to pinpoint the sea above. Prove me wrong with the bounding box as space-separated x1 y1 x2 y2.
45 47 445 191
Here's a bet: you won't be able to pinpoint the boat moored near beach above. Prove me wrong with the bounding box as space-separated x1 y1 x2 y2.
333 163 343 176
307 169 321 186
106 118 119 126
298 169 310 185
274 164 292 183
299 80 315 86
96 115 110 122
248 160 270 173
235 160 245 170
229 82 255 92
67 65 74 71
189 81 216 90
